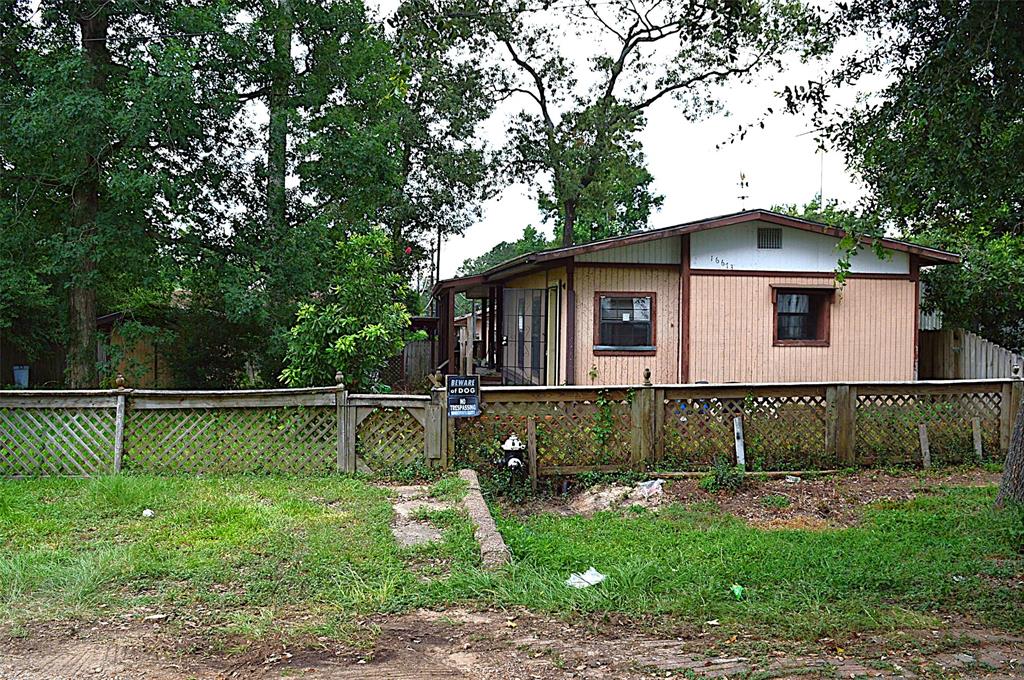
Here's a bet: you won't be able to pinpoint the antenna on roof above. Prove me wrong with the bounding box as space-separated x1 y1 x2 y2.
737 172 750 209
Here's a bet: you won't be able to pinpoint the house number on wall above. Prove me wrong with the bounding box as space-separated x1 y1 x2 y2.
707 255 735 269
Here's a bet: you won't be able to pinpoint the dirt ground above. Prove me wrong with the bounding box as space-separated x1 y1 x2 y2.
513 469 1005 528
2 608 1021 679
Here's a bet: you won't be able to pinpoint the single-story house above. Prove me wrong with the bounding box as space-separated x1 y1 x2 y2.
432 209 961 386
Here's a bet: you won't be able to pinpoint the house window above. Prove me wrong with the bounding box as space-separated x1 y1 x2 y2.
594 293 656 354
758 227 782 249
772 287 833 346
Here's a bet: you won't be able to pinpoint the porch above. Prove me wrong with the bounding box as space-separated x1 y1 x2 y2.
434 276 565 386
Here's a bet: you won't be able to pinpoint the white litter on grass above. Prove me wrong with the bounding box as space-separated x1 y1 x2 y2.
566 567 606 589
141 508 155 518
784 475 802 484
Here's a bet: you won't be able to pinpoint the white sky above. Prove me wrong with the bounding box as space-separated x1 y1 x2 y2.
435 14 875 278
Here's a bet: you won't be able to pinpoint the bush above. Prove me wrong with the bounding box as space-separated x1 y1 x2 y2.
699 457 746 493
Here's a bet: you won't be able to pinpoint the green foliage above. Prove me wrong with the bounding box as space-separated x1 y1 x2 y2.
2 477 1022 640
280 233 424 390
699 457 746 493
479 465 532 504
484 0 817 246
921 234 1024 353
457 225 550 276
0 0 496 388
760 494 791 509
574 469 649 488
369 459 441 483
785 0 1024 350
0 0 244 384
428 475 469 503
591 389 618 448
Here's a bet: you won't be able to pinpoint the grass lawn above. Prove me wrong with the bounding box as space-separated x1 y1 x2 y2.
0 474 1021 646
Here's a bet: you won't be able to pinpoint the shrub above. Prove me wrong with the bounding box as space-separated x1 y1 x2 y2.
699 457 745 493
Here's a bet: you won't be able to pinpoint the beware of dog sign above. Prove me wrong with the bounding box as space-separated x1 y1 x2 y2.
446 375 481 417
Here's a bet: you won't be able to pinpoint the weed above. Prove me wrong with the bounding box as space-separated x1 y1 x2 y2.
428 476 468 503
760 494 791 509
575 469 648 488
699 457 746 493
1 476 1020 645
370 460 441 483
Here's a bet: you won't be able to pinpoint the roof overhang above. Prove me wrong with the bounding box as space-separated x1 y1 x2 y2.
433 209 961 296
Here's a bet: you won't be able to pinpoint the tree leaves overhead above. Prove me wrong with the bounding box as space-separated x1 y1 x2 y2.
479 0 819 246
782 0 1024 351
0 0 497 387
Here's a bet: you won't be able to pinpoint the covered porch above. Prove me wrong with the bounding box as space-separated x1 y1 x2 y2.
433 272 566 386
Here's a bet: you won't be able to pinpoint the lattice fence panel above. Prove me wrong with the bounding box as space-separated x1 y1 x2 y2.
855 390 1002 466
123 406 336 474
454 392 634 470
356 407 425 469
0 407 115 476
661 394 830 471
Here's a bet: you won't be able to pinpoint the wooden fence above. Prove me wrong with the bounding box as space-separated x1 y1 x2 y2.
1 379 1021 478
0 384 444 477
453 379 1024 476
920 329 1024 380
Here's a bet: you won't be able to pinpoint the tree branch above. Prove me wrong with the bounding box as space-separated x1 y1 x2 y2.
500 38 554 131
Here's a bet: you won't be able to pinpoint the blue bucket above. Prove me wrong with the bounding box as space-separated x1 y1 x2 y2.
12 365 29 388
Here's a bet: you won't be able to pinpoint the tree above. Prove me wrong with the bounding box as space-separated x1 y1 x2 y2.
457 225 550 276
481 0 816 247
0 0 243 387
280 233 423 390
384 0 497 281
780 0 1024 506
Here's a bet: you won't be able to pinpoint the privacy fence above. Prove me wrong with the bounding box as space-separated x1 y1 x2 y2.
1 379 1021 478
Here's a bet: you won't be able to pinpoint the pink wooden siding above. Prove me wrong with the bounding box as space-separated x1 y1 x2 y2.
573 266 680 385
689 274 916 382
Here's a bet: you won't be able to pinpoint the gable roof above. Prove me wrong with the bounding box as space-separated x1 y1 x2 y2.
436 209 960 293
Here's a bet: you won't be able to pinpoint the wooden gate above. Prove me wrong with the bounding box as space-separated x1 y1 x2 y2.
340 394 444 473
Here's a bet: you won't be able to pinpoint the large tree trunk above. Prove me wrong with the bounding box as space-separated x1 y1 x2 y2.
67 6 110 388
562 200 576 248
266 0 292 237
996 389 1024 508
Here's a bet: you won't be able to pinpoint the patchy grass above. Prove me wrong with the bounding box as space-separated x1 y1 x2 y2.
428 475 469 503
0 475 475 640
489 486 1024 638
1 476 1020 644
759 494 792 509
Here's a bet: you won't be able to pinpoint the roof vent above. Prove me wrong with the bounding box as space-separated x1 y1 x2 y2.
757 227 782 249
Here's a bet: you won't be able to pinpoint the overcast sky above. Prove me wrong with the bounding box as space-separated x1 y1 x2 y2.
435 22 872 278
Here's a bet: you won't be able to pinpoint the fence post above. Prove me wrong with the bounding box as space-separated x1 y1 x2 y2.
113 374 127 474
630 369 655 469
425 387 444 467
733 416 746 470
443 381 454 470
832 384 857 467
653 387 666 463
918 424 931 469
825 385 837 459
527 416 538 493
1000 380 1023 456
335 373 350 473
